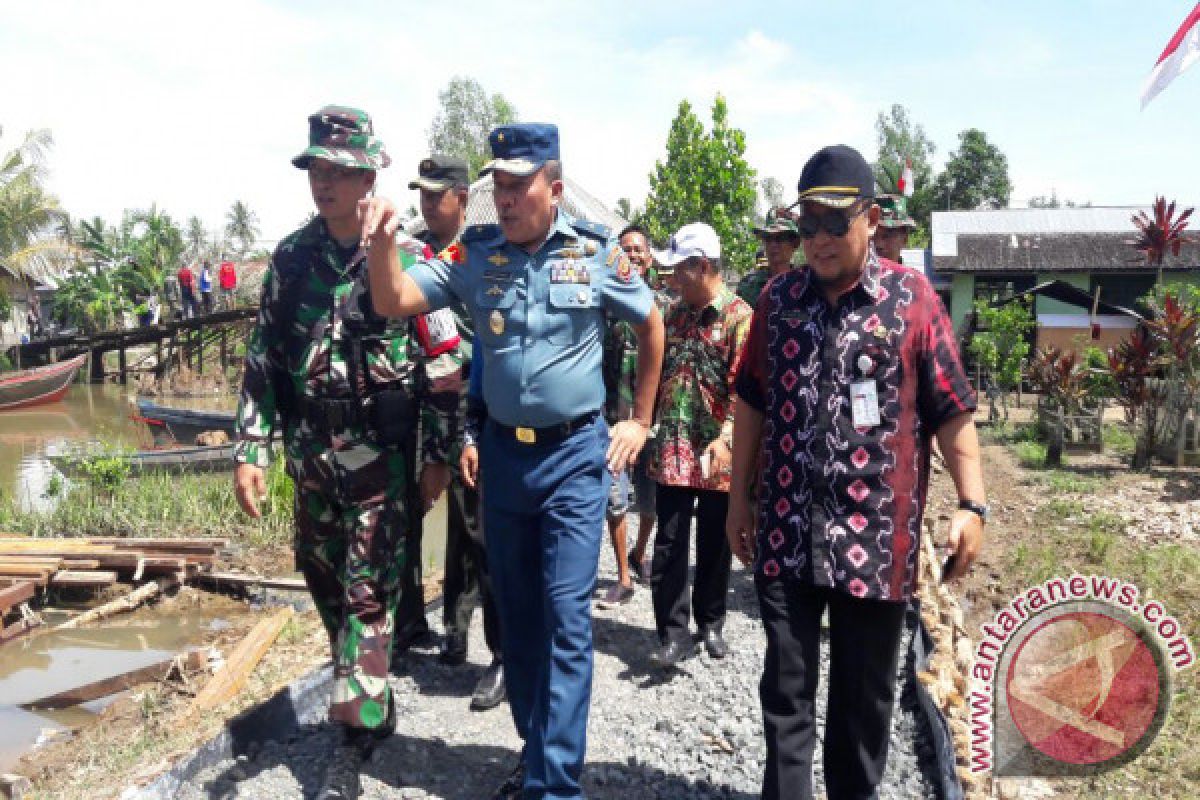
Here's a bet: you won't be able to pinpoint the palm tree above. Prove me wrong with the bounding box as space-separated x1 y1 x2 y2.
1131 196 1194 284
0 127 73 284
185 215 208 260
225 201 260 258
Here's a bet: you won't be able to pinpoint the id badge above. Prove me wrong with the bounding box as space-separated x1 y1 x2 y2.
850 380 881 428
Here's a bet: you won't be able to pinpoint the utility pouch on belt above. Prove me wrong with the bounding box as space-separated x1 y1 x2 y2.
367 386 417 448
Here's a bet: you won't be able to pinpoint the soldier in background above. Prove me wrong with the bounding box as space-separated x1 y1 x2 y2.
872 194 917 263
737 209 802 305
233 105 460 800
408 154 506 711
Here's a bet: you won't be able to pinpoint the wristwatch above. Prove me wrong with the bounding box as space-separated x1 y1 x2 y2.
958 499 989 523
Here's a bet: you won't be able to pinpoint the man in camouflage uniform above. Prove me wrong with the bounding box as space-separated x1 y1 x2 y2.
736 208 802 305
408 154 506 711
872 193 918 263
234 105 460 800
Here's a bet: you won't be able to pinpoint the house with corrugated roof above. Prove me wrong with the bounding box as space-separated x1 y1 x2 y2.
931 206 1200 353
405 174 627 238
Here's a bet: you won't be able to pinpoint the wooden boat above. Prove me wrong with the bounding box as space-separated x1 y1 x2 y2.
49 443 235 478
134 399 236 445
0 354 87 411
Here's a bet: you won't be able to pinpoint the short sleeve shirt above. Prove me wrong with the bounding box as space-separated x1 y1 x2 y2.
735 253 975 602
407 210 653 427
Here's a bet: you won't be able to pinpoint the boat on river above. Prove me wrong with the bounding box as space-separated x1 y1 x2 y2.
0 355 87 412
134 399 236 445
48 443 235 478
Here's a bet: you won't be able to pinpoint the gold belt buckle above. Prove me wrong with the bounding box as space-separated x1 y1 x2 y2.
515 426 537 444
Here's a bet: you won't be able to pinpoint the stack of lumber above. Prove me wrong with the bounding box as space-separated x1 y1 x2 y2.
0 536 228 618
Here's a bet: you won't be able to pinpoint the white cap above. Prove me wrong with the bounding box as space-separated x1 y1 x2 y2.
652 222 721 268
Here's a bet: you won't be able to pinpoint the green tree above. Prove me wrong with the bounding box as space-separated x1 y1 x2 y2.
427 76 519 179
934 128 1012 210
0 126 72 284
642 95 758 274
185 215 208 259
873 105 938 228
615 197 643 225
225 200 260 258
968 298 1034 422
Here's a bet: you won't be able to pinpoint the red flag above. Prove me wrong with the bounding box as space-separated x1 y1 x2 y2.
900 160 914 198
1141 2 1200 108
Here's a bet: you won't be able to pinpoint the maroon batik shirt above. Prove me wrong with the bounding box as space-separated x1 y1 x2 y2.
734 252 975 602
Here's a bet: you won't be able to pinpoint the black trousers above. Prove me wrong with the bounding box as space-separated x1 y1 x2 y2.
396 475 427 634
755 577 907 800
441 475 501 657
651 483 732 645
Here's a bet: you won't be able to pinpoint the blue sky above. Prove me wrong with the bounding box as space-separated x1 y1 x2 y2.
3 0 1198 247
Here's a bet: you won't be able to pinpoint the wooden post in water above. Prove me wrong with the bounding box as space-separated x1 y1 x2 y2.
196 322 204 375
220 326 228 370
118 339 127 385
89 346 104 383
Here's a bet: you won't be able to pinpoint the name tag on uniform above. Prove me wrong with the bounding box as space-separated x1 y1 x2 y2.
850 380 881 428
424 309 457 348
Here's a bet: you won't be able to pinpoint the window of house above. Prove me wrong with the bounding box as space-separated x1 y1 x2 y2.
1089 273 1156 313
973 273 1037 306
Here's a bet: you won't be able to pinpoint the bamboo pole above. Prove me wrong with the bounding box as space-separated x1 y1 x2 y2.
54 577 177 631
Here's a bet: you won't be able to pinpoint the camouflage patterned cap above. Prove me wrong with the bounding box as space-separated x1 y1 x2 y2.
291 105 391 171
752 208 801 238
877 194 917 229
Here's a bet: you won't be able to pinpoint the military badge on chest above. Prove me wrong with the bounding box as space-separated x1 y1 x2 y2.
550 259 590 285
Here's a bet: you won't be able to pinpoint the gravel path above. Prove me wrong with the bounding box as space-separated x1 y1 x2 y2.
177 539 939 800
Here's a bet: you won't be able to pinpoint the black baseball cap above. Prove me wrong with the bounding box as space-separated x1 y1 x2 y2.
795 144 875 209
408 155 469 191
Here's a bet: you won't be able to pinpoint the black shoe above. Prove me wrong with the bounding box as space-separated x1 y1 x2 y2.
394 622 435 654
491 760 525 800
700 627 729 659
649 638 694 669
439 632 468 666
470 659 506 711
316 729 371 800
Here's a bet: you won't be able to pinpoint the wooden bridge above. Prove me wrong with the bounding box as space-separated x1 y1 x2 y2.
7 307 256 384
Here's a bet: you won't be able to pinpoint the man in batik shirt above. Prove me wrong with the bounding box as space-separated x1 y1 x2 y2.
645 222 752 668
727 145 984 800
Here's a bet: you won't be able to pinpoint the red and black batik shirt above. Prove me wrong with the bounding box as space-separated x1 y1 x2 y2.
734 253 975 602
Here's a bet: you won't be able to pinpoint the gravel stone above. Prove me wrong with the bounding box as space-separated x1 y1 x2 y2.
175 531 941 799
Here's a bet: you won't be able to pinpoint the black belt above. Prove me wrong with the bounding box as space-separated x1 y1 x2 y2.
295 395 364 431
489 410 599 445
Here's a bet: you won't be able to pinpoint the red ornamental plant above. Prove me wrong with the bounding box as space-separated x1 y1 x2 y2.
1027 346 1089 466
1130 197 1194 281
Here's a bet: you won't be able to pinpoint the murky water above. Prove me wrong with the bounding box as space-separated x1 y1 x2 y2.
0 610 224 772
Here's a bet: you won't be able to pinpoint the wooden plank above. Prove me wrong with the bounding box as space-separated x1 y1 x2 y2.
49 570 119 587
0 581 35 613
85 537 230 551
190 607 293 714
0 616 42 646
21 649 209 710
195 572 308 593
54 577 176 630
0 563 60 576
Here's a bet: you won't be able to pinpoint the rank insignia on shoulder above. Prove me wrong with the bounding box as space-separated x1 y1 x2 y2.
487 253 509 266
439 243 466 264
606 247 619 267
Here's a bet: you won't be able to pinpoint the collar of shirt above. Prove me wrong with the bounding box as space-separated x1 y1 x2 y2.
796 250 884 308
679 284 735 326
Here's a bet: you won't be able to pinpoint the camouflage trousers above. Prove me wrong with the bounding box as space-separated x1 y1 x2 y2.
292 443 415 732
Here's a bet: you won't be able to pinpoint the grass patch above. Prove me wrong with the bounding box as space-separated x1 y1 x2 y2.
1103 422 1138 458
1033 469 1103 494
1036 497 1085 522
1012 440 1048 469
0 459 293 546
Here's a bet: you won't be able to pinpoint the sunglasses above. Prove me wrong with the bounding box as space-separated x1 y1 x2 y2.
794 203 869 239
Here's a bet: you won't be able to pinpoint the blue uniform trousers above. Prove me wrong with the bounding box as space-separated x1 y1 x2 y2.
480 415 609 800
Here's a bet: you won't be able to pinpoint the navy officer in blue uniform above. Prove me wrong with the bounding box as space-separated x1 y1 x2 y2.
364 123 665 800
